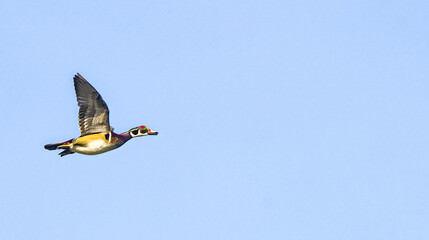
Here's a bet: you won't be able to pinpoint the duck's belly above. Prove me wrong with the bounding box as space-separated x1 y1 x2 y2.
72 139 117 155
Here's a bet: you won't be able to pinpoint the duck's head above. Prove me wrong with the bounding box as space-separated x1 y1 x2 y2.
129 125 158 137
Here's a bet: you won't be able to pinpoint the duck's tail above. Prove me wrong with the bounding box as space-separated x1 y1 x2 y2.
58 148 74 157
44 139 72 150
44 139 75 157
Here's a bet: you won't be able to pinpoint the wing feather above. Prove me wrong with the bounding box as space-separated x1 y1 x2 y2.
73 73 111 136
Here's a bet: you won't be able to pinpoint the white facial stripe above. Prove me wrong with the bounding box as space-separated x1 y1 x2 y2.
130 130 149 137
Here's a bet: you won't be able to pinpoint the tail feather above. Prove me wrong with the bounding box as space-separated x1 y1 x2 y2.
59 149 74 157
44 139 73 150
44 143 62 150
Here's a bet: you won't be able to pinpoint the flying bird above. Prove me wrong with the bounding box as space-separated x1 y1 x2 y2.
44 73 158 156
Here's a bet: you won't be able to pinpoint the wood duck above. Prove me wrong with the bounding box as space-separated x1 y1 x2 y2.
44 73 158 157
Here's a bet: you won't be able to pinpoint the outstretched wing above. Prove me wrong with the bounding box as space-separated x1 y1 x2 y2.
74 73 111 136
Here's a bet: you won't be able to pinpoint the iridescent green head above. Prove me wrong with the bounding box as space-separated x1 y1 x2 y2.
129 125 158 137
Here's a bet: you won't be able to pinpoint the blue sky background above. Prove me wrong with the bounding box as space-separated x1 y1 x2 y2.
1 0 429 239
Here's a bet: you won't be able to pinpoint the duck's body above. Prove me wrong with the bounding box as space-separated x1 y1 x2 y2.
72 132 128 155
45 73 158 157
47 132 131 156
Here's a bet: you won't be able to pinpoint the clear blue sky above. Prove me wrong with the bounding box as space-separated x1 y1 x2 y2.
1 0 429 239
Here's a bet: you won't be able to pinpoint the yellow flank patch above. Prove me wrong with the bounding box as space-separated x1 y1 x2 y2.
57 144 72 149
74 133 107 145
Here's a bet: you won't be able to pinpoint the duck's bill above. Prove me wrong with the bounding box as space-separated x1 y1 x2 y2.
148 131 159 135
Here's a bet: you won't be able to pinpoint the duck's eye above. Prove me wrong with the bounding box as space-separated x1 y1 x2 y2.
132 130 139 135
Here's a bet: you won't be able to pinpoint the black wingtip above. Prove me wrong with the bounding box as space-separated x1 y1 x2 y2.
74 73 85 80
